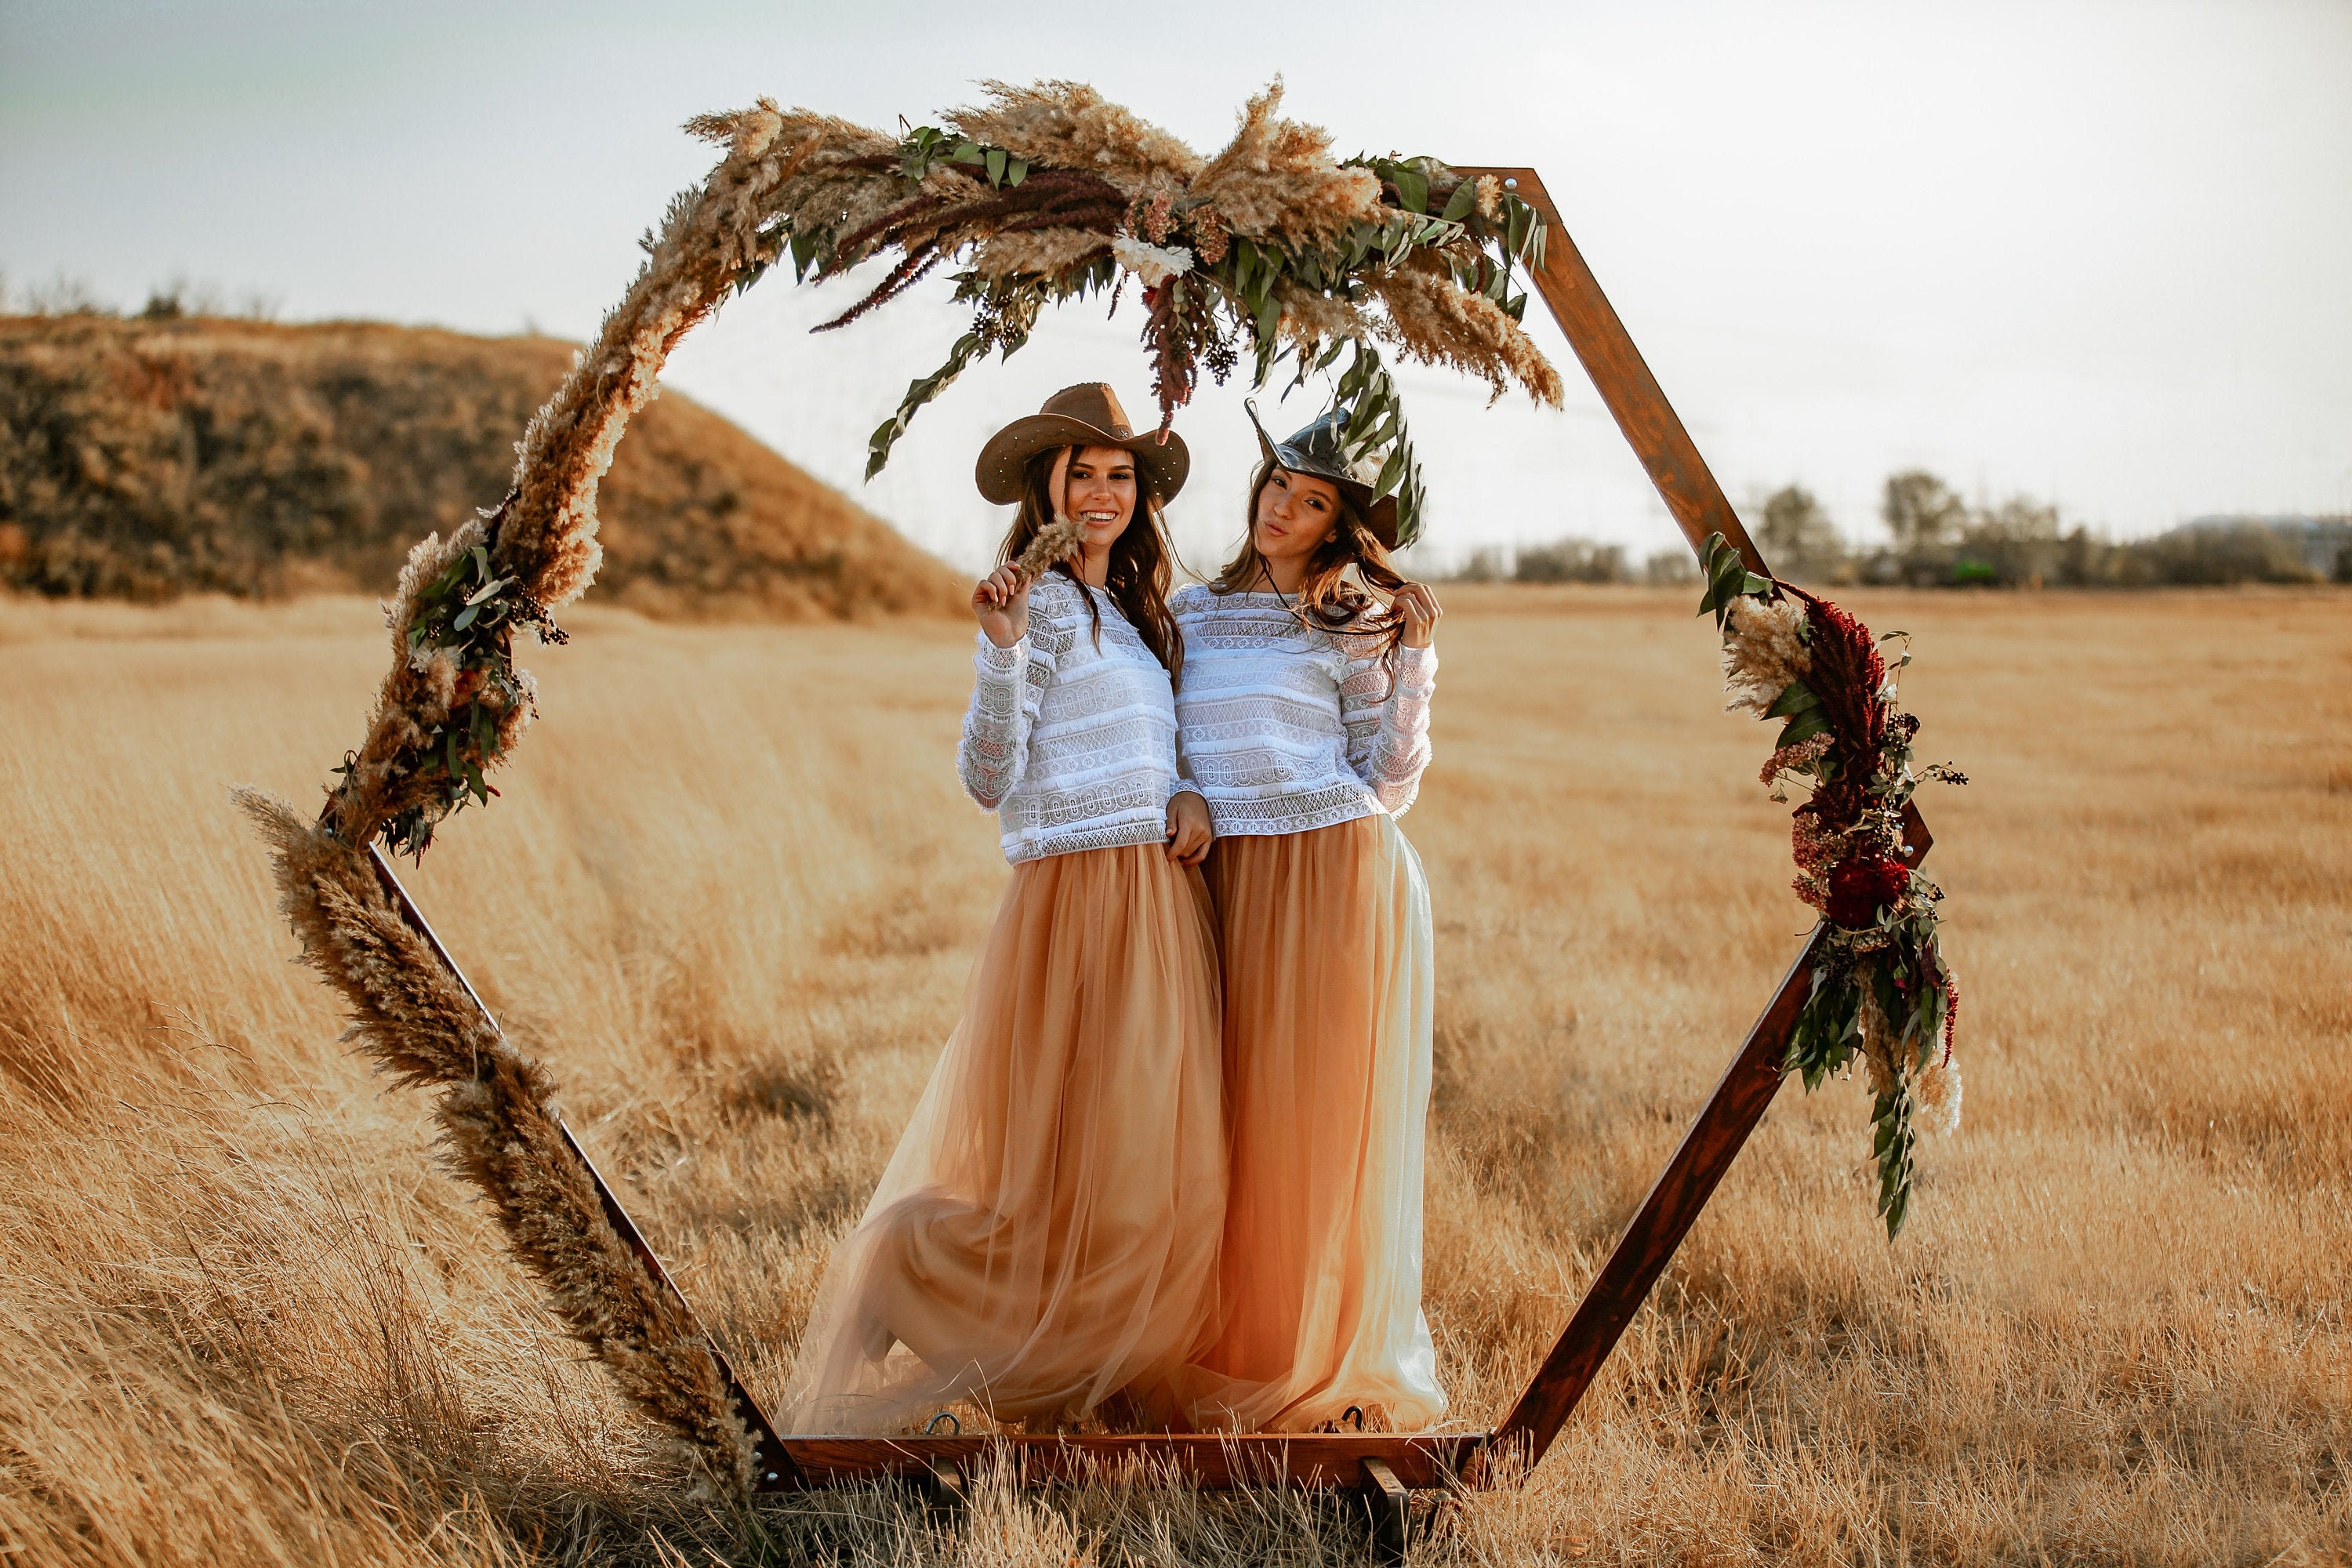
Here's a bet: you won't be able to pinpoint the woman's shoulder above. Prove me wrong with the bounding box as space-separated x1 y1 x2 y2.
1169 582 1214 617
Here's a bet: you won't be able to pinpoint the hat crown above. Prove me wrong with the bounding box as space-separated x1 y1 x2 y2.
1040 382 1134 441
975 383 1186 506
1277 410 1384 490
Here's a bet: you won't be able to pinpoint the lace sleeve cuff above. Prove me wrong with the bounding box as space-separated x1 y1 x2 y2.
975 631 1026 674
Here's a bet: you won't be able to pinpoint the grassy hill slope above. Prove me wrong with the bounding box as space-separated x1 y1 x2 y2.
0 314 964 618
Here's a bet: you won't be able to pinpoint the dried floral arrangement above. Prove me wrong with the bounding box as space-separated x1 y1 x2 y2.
712 78 1566 544
234 85 1564 1484
1699 534 1968 1237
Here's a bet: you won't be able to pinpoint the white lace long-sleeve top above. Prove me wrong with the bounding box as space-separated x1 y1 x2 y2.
957 571 1200 865
1170 584 1436 838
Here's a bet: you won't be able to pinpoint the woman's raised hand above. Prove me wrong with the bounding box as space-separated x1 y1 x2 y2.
973 564 1030 648
1394 582 1443 649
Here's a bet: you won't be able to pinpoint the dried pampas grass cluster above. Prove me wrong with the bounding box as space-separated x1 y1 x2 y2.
245 106 809 1486
1009 514 1088 584
235 791 754 1490
696 78 1562 542
1187 82 1383 252
950 78 1203 199
1721 593 1813 717
1367 265 1569 407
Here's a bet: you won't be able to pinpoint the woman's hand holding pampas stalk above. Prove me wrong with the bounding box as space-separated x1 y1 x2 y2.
973 513 1087 648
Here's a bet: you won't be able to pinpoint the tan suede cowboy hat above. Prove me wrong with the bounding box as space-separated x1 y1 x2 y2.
975 383 1190 506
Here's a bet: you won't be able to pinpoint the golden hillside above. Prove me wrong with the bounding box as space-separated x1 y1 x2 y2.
0 314 964 618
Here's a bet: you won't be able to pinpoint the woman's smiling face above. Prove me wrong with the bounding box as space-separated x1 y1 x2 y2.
1058 445 1140 549
1253 466 1343 572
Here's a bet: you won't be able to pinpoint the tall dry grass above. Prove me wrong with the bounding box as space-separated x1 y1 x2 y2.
2 586 2346 1564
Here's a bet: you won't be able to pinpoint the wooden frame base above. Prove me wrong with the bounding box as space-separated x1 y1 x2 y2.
367 162 1937 1525
784 1432 1480 1490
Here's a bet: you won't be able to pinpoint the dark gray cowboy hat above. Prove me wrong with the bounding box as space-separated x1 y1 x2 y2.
1245 400 1402 551
975 383 1189 506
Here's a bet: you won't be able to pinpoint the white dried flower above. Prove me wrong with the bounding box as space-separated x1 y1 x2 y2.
1112 233 1193 287
1913 1050 1965 1135
1722 595 1812 717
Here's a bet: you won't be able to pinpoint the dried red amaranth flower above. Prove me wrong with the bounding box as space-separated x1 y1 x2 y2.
1825 853 1911 929
1786 587 1887 835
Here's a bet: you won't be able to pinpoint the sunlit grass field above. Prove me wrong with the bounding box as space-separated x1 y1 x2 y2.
2 586 2346 1565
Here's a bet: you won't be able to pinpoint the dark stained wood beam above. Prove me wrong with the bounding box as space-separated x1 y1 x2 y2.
1454 166 1768 578
1452 165 1940 1470
775 1432 1486 1491
1359 1456 1411 1562
1488 932 1819 1462
365 844 804 1491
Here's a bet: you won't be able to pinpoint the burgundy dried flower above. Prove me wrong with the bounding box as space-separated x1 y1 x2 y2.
1825 853 1911 929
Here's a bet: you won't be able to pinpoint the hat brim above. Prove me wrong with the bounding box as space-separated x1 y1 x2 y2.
1243 403 1401 552
975 416 1189 507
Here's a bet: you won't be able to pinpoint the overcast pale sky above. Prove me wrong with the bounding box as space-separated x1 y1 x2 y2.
5 0 2347 572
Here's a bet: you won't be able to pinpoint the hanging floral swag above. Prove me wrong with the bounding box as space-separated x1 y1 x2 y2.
1698 535 1968 1237
710 78 1567 546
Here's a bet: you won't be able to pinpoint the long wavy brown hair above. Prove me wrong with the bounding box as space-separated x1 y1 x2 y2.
1209 459 1410 675
997 445 1183 676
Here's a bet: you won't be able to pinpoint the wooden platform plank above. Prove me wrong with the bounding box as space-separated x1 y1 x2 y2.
766 1432 1486 1491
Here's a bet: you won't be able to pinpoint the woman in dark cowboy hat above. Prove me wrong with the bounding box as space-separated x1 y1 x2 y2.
786 384 1225 1434
1167 403 1446 1433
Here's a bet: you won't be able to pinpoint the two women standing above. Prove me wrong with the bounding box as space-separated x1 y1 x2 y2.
784 383 1443 1436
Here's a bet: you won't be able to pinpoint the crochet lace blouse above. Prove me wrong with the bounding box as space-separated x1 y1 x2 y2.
956 572 1200 865
1170 584 1436 838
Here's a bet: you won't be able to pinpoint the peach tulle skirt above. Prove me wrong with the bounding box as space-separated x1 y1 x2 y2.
1176 813 1446 1433
782 843 1226 1434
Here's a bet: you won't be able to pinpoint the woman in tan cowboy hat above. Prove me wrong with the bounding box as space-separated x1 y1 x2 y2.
1167 402 1447 1434
785 383 1226 1435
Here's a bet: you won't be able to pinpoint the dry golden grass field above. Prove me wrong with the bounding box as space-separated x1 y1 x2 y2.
2 585 2347 1566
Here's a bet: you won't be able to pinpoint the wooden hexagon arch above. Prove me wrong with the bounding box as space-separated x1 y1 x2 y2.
245 111 1936 1552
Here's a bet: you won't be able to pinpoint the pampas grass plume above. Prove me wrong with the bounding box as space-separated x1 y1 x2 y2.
1011 514 1087 583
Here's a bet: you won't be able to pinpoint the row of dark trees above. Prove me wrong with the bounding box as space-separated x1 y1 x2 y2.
1757 473 2350 587
1451 471 2352 588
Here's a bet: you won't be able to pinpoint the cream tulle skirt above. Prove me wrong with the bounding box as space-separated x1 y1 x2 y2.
783 843 1226 1434
1175 813 1446 1433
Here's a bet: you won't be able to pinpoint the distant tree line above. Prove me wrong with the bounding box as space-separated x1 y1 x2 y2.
1448 470 2352 588
2 270 284 324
